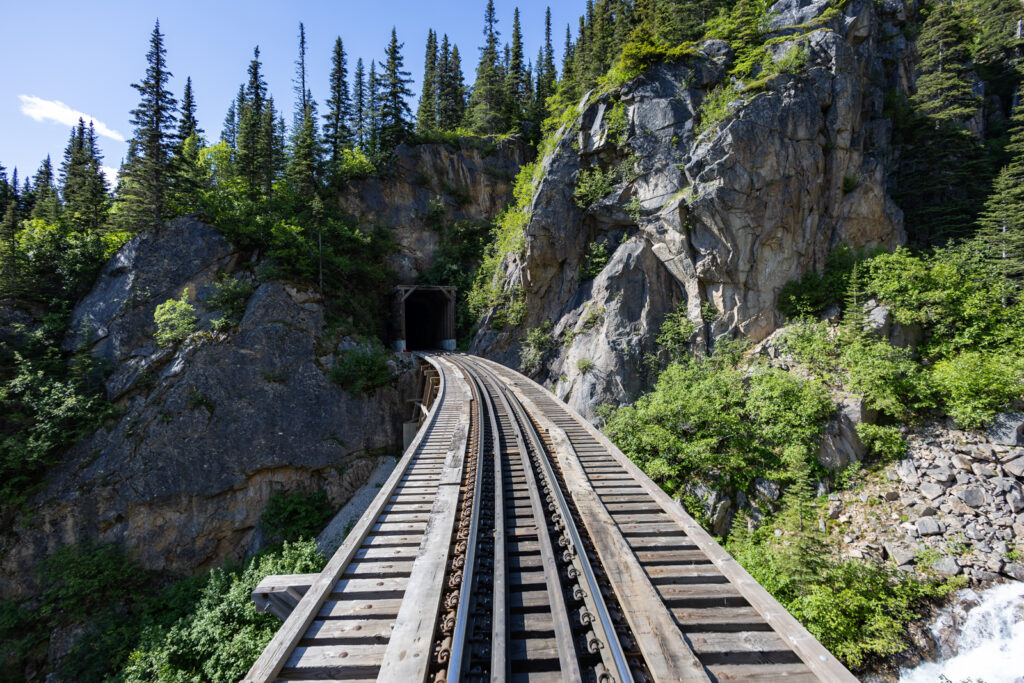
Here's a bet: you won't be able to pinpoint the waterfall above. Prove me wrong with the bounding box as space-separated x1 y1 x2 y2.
900 582 1024 683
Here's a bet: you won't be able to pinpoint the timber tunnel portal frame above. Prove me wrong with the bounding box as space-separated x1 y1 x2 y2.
391 285 456 351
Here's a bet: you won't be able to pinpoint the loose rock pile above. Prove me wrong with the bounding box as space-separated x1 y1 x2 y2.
834 413 1024 584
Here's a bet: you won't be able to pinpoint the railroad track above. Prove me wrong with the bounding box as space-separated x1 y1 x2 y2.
247 354 857 682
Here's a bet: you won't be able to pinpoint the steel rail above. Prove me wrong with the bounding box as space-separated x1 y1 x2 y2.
465 357 635 683
445 363 487 682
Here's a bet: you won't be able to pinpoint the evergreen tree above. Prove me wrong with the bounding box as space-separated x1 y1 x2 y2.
0 202 18 293
467 0 507 134
417 29 439 133
286 106 322 199
968 0 1024 106
121 20 177 229
61 120 109 231
176 76 203 146
379 29 415 153
562 24 575 81
0 163 9 219
293 23 312 129
221 85 244 149
976 98 1024 276
324 37 353 172
537 7 557 107
30 155 60 223
449 44 468 127
236 47 279 197
368 61 381 154
504 8 527 133
353 57 368 148
912 0 980 124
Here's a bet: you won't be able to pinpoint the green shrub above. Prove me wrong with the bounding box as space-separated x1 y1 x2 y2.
780 319 842 380
259 490 334 543
842 173 861 194
841 336 933 420
334 147 376 179
580 240 611 280
39 542 148 624
574 165 619 208
206 274 256 324
330 344 394 395
520 322 554 375
655 305 697 362
931 349 1024 429
577 359 595 374
153 289 197 347
695 82 743 136
120 540 325 683
855 423 907 462
777 245 869 319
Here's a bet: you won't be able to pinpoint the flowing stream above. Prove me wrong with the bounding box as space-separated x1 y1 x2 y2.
899 582 1024 683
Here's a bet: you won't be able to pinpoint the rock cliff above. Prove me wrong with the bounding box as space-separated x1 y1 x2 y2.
0 217 419 597
338 138 528 282
472 0 909 421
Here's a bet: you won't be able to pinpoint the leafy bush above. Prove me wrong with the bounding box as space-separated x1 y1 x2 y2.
333 147 376 179
520 322 554 375
259 490 334 543
580 240 611 280
777 245 869 319
855 423 907 462
39 542 149 623
931 349 1024 429
577 358 595 374
154 289 197 346
695 82 743 136
206 274 256 324
603 349 833 508
841 335 933 420
574 165 619 208
728 510 960 671
330 344 394 395
655 305 697 362
120 540 325 683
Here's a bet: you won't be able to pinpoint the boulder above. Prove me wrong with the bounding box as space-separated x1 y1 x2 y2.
987 413 1024 446
957 486 987 508
916 517 944 536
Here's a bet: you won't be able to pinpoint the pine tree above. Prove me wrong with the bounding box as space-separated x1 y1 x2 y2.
504 8 527 133
379 29 414 153
222 85 244 148
449 44 468 127
976 98 1024 276
176 76 203 146
969 0 1024 105
353 58 368 148
417 29 440 133
122 20 177 229
368 61 381 154
911 0 980 124
236 47 279 197
324 37 353 172
467 0 507 134
0 163 9 220
537 7 557 107
30 155 60 223
0 202 19 294
61 120 109 231
293 23 312 129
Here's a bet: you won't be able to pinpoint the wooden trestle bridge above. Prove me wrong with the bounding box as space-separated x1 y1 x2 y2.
246 354 857 682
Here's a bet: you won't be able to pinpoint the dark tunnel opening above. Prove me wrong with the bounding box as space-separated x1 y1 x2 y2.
404 290 448 350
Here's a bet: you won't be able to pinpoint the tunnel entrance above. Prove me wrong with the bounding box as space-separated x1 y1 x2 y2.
391 285 456 351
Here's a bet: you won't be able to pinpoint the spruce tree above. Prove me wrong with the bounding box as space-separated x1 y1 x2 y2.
417 29 440 133
379 28 415 154
122 20 177 229
176 76 203 146
976 98 1024 276
222 85 244 149
911 0 980 124
537 8 557 107
0 202 19 294
353 58 367 149
467 0 507 134
368 61 381 154
969 0 1024 105
0 163 8 219
293 23 312 129
504 8 527 133
61 120 109 232
324 37 353 172
449 45 467 126
236 47 277 197
31 155 60 223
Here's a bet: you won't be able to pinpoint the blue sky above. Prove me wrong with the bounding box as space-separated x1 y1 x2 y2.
0 0 584 187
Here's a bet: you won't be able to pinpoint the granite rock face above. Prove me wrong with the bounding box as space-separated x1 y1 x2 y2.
1 219 420 596
338 139 528 282
472 0 907 421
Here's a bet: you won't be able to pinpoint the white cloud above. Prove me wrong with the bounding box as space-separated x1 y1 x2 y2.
100 166 119 188
18 95 125 142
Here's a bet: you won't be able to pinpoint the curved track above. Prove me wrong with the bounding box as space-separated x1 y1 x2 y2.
246 354 857 683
